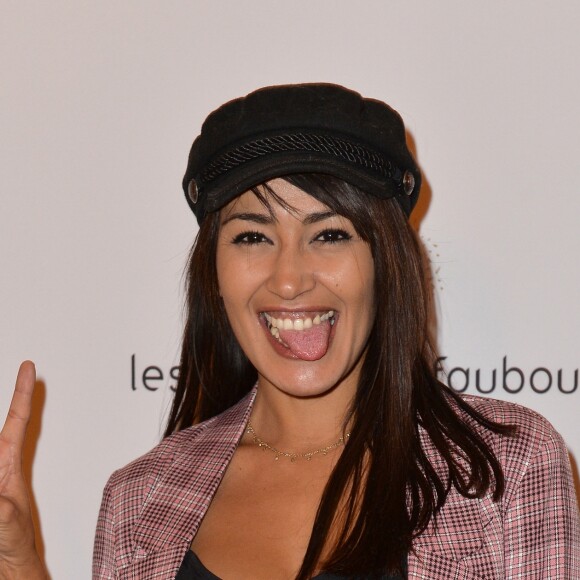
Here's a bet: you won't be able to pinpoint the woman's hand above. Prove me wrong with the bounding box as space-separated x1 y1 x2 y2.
0 362 47 579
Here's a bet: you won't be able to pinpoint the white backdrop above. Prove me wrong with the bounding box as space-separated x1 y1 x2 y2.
1 1 578 577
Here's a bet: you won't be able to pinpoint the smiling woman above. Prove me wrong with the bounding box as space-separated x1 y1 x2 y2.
96 85 578 579
1 84 577 580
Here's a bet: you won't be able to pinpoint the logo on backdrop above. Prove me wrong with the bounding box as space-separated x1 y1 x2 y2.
437 356 578 395
131 354 179 392
129 353 578 395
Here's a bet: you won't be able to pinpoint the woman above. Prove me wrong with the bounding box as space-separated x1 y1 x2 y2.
3 84 579 579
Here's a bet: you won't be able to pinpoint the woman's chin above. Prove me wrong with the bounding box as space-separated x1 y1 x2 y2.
255 354 360 401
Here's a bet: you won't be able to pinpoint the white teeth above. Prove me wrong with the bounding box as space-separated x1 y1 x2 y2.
262 310 335 332
320 310 335 322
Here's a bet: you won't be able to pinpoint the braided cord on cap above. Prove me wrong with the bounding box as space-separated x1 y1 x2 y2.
199 132 402 185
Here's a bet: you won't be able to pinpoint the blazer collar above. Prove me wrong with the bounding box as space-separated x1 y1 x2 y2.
131 387 257 556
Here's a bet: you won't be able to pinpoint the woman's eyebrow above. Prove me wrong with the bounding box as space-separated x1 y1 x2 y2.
301 210 338 225
221 212 273 226
221 209 338 227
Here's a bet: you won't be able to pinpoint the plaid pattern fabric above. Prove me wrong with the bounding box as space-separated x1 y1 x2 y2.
93 390 580 579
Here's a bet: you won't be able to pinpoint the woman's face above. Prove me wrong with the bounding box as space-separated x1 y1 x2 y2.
216 178 375 399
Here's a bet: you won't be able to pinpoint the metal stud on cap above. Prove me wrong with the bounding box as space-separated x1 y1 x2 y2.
187 179 199 204
402 170 415 196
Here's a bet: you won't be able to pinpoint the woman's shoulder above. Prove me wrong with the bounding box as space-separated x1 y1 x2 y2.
458 392 558 436
426 392 566 470
103 388 255 497
454 393 570 498
454 392 566 456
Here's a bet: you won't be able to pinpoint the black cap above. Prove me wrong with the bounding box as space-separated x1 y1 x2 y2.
183 83 421 224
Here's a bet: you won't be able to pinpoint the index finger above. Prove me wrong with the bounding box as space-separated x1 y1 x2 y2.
1 361 36 449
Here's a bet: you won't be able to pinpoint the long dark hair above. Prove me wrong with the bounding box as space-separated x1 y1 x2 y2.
165 174 514 578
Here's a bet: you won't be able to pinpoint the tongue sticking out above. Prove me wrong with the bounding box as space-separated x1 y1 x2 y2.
277 320 332 361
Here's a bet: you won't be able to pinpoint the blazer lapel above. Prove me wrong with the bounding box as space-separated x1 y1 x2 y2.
125 388 257 576
407 427 496 580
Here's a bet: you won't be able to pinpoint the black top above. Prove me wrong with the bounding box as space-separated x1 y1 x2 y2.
175 550 407 579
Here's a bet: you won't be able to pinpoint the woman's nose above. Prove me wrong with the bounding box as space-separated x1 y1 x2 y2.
265 246 315 300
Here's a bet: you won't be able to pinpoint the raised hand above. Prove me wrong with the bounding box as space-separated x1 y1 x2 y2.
0 362 47 579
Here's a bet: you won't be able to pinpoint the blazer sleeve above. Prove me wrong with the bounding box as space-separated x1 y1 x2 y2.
92 476 118 579
503 426 580 578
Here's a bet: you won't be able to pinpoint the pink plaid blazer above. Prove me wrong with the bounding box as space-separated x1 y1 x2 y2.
93 390 580 579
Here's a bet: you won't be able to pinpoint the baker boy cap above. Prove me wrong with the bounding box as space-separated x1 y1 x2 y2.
183 83 421 223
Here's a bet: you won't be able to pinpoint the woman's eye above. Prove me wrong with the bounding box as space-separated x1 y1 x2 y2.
231 231 270 245
313 229 353 243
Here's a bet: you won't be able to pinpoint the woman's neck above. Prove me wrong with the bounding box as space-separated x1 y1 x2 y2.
249 377 355 452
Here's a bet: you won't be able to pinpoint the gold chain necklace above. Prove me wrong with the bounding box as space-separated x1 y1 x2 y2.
246 421 350 462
